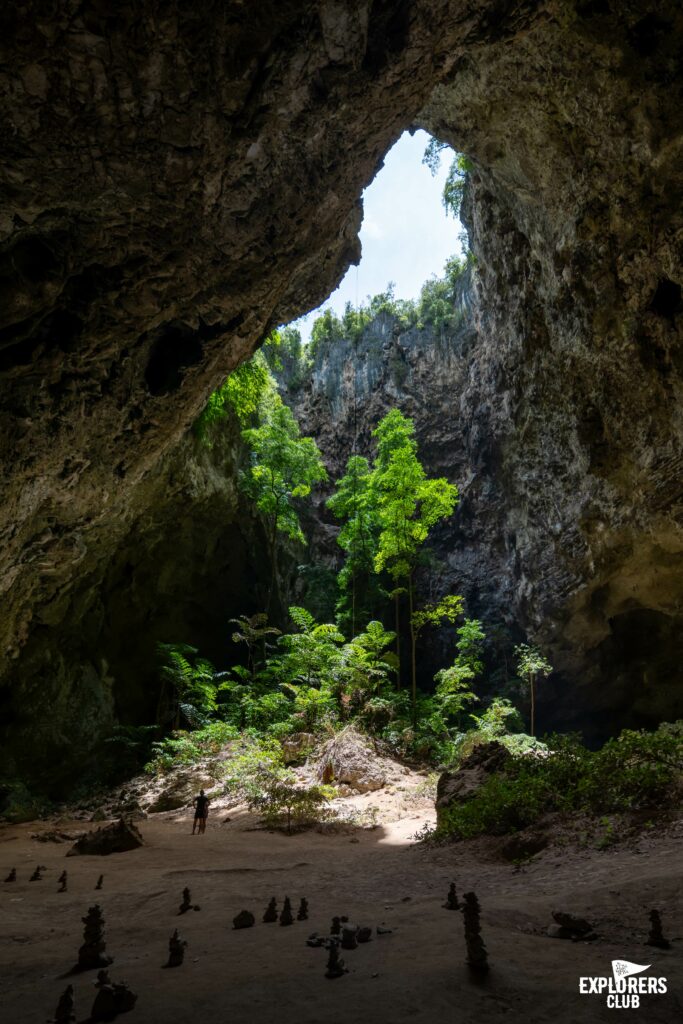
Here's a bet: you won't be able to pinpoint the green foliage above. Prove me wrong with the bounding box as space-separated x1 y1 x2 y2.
229 613 281 678
422 138 474 217
194 353 272 442
411 595 464 635
327 454 382 634
452 698 542 762
156 642 219 728
373 411 458 581
371 409 458 723
309 308 345 360
305 252 469 367
250 775 333 833
514 643 553 736
222 735 289 801
264 325 307 389
241 389 326 611
277 606 345 688
242 392 327 547
515 643 553 681
335 621 398 713
442 153 474 217
436 724 683 840
422 137 450 174
417 254 468 335
145 722 239 774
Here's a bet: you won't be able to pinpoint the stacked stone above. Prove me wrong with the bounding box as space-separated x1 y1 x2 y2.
463 891 489 976
279 897 293 926
166 929 187 967
263 897 278 923
77 905 112 971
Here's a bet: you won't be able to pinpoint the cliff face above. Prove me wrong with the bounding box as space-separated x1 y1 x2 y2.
292 244 682 737
1 2 682 786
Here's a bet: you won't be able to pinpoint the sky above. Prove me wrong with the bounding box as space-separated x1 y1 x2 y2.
291 129 463 343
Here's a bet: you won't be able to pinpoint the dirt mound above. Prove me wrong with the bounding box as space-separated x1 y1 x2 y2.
66 818 144 856
315 727 386 794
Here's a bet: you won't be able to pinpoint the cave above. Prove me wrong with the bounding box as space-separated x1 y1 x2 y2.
1 3 682 1022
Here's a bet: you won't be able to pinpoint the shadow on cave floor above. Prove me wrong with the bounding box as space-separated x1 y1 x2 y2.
2 772 683 1023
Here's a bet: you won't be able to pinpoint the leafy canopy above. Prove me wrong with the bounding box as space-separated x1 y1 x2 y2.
372 412 459 582
241 390 327 546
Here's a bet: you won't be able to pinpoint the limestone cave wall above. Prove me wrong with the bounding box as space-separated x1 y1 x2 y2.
0 1 681 789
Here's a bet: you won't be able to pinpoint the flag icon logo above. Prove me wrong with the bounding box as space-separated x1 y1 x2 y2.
612 960 651 982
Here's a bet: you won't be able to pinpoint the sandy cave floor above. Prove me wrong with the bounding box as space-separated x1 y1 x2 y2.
1 778 682 1024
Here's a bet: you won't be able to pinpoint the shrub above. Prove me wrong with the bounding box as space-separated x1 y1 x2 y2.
249 776 333 833
435 724 683 840
145 722 239 774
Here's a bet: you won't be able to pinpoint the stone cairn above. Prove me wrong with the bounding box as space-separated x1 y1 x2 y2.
178 886 200 914
325 943 347 980
646 909 671 950
357 927 372 943
58 870 68 893
4 867 16 882
463 891 489 976
297 898 308 921
166 929 187 967
52 983 76 1023
77 905 113 971
279 896 294 926
331 916 341 936
443 882 459 911
233 910 255 930
341 925 358 950
90 979 138 1022
95 875 104 890
263 897 278 923
29 864 45 881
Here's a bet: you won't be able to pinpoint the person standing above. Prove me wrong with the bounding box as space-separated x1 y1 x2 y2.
192 789 210 834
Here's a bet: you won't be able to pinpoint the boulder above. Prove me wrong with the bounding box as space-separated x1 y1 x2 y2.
500 830 549 862
316 727 385 793
282 732 317 765
436 742 511 825
67 819 144 856
146 771 215 814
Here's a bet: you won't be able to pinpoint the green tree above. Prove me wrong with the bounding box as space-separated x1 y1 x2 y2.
372 410 459 723
422 138 474 218
277 606 345 689
156 642 218 729
229 613 281 679
335 621 398 714
514 643 553 737
433 618 485 726
241 392 327 614
194 351 271 443
327 454 380 636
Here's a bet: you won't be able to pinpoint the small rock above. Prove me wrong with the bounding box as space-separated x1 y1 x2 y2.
233 910 255 930
552 911 593 935
67 819 143 857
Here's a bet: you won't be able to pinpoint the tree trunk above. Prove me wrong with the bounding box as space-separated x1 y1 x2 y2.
409 577 417 727
352 566 356 638
530 673 536 736
394 591 401 689
266 522 278 617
